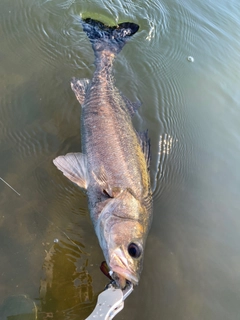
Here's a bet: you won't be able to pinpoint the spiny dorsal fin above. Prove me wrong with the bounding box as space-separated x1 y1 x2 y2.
71 77 90 105
138 130 151 169
143 191 153 213
53 152 89 189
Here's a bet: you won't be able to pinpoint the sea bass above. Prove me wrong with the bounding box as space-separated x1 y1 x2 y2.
53 18 152 288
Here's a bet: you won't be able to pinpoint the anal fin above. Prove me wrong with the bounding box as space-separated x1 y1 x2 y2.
53 152 89 189
71 77 90 105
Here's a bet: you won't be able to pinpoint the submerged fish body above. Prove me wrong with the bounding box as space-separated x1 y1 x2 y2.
53 18 152 287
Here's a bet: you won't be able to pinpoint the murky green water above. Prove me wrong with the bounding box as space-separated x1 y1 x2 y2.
0 0 240 319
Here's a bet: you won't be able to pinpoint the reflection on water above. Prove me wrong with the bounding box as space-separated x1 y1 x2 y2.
38 240 94 319
0 294 37 320
0 0 240 319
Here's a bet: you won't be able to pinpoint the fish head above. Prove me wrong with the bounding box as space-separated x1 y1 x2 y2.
96 189 150 288
109 219 145 287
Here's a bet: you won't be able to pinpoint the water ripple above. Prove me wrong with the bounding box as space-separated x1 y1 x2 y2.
1 0 194 210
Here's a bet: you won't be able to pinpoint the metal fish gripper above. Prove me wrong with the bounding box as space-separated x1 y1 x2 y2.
85 281 133 320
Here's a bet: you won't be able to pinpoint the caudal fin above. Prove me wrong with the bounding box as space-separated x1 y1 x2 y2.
82 18 139 55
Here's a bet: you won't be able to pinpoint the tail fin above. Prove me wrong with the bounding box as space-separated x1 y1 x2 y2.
82 18 139 55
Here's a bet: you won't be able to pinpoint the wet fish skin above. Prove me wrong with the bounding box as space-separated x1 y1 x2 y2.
53 18 152 287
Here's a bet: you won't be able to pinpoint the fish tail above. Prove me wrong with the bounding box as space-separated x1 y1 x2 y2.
81 18 139 56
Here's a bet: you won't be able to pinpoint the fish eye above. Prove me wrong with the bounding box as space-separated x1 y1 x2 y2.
128 242 142 259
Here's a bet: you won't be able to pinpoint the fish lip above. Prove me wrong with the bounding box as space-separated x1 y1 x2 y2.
109 248 139 285
111 265 139 285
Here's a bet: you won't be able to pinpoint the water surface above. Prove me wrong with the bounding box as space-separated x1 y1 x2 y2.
0 0 240 319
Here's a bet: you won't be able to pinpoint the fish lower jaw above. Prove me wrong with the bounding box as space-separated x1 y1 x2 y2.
109 248 139 286
109 265 139 286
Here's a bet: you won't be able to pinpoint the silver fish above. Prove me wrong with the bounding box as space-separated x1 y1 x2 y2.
53 18 152 288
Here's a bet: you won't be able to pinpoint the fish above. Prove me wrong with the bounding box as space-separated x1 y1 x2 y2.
53 18 153 288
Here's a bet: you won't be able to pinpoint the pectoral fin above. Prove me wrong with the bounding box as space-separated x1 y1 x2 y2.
92 167 113 197
53 152 89 189
71 77 90 105
92 168 123 198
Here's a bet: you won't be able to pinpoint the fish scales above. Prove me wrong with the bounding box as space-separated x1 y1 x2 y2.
84 84 147 195
53 18 152 288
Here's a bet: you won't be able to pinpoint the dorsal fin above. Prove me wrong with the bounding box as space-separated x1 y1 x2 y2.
121 94 141 116
138 130 151 169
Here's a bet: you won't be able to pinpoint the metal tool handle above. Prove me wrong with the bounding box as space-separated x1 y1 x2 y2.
86 286 123 320
85 282 133 320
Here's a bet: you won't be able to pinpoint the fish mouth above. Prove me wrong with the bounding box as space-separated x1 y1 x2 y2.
109 248 139 286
